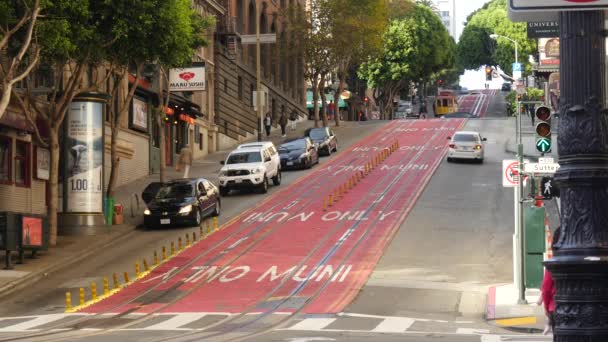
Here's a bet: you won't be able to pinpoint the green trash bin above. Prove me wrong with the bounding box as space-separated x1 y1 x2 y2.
524 206 546 289
105 197 115 226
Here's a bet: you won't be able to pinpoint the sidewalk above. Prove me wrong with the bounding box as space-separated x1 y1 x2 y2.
0 117 354 300
486 283 546 333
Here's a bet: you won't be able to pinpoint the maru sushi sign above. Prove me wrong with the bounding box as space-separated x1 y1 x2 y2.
169 67 206 91
510 0 608 11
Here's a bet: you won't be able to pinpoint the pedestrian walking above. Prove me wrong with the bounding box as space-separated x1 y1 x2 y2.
538 227 560 335
264 113 272 137
279 111 288 137
289 110 298 131
328 100 335 121
177 144 193 178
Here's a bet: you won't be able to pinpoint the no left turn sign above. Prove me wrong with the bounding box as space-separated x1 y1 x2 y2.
503 159 519 187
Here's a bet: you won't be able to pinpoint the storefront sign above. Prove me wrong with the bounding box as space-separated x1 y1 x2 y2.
66 101 104 213
511 0 608 11
527 21 559 38
545 39 560 57
130 97 148 132
169 67 206 92
22 216 42 247
179 114 195 124
35 147 50 180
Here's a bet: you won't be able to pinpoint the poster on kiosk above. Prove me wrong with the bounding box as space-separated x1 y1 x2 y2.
65 101 104 213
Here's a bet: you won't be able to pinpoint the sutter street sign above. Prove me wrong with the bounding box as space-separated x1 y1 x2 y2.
536 137 551 153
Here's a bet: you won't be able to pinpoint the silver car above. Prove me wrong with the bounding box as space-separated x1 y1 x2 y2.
446 131 487 163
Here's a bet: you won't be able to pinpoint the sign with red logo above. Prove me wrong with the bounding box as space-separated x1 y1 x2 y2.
22 216 43 248
511 0 608 11
169 67 206 92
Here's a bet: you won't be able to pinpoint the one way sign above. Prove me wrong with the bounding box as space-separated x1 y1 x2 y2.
541 176 559 199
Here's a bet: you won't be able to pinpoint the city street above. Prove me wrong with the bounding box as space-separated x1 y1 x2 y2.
0 91 546 342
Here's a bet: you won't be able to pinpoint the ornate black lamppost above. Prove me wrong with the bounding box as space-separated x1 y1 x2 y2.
546 9 608 341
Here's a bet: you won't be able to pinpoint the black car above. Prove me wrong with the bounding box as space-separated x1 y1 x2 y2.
305 127 338 156
142 178 220 228
279 137 319 169
501 83 512 91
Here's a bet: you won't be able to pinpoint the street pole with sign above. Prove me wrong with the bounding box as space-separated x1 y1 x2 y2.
255 0 262 142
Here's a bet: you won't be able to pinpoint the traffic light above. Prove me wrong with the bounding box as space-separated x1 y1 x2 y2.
535 105 552 153
437 79 443 86
363 96 369 104
485 66 492 81
541 176 559 199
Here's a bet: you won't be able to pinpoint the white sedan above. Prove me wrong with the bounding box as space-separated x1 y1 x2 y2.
446 131 486 163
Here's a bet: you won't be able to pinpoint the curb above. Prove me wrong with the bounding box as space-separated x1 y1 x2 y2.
0 227 138 301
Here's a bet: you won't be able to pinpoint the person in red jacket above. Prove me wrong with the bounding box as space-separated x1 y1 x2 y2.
539 227 560 335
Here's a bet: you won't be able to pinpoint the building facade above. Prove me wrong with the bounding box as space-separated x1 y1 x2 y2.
214 0 306 148
433 0 456 38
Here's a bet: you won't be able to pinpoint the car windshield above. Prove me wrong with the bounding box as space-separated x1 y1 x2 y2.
280 140 306 151
309 129 328 139
156 183 194 199
226 151 262 164
453 134 479 142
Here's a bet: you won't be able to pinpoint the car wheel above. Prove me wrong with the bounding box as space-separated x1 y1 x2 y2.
259 176 269 193
447 157 453 162
478 158 484 164
272 169 282 185
219 186 229 197
333 143 338 152
212 200 221 216
306 157 313 169
194 208 202 226
327 146 332 156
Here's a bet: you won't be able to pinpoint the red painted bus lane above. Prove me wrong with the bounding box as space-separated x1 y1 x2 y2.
81 118 464 316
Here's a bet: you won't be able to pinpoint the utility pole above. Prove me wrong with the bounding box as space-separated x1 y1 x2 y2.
255 0 263 142
545 10 608 340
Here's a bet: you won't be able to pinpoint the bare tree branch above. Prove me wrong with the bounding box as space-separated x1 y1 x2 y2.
14 92 48 148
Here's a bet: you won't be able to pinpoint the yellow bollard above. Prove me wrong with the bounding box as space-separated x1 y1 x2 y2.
200 224 204 237
103 277 109 295
153 251 159 265
213 217 219 231
349 178 353 190
65 292 72 311
192 231 197 242
323 197 328 211
328 194 334 207
91 282 97 300
170 241 175 256
162 246 167 260
178 237 183 251
343 182 348 194
143 258 150 272
206 220 211 235
113 273 119 289
124 271 130 284
335 188 341 200
186 234 190 247
338 186 343 198
79 288 85 306
135 262 140 278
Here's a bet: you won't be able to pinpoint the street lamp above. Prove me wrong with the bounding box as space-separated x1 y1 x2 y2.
490 34 518 64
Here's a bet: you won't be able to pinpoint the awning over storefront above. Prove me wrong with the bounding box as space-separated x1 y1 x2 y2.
306 91 347 109
0 109 35 132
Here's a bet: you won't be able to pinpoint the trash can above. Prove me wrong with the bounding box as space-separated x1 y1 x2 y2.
113 204 124 225
105 197 115 225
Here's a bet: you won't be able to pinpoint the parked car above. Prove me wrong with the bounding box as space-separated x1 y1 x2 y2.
218 141 281 195
279 137 319 170
143 178 220 228
305 127 338 156
446 131 487 163
501 82 512 91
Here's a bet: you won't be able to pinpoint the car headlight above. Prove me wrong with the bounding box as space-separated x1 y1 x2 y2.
299 153 308 159
219 170 227 177
179 205 193 214
251 167 263 174
144 208 151 215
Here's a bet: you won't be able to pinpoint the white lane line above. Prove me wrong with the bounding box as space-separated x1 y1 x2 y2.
142 313 206 330
456 328 490 334
287 318 337 331
0 314 67 332
339 312 449 323
372 317 415 333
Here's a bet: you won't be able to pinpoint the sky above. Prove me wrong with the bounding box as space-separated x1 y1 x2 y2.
455 0 490 41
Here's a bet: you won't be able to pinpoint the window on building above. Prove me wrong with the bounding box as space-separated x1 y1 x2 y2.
0 137 11 183
238 76 243 100
14 140 30 187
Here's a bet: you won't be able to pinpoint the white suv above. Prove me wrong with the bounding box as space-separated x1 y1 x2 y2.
218 142 281 195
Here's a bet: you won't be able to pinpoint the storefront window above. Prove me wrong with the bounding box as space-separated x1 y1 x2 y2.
15 140 30 187
0 137 11 183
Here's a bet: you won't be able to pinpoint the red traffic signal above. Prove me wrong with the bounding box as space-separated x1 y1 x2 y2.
535 106 551 121
363 96 369 103
437 79 443 86
535 105 552 138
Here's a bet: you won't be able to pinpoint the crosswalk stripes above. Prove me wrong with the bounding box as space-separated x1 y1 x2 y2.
0 312 551 341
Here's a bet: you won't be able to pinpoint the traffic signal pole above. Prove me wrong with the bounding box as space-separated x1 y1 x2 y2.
545 10 608 340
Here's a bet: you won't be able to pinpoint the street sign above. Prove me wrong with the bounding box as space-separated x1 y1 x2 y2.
539 157 554 164
536 137 551 153
527 21 559 38
513 63 523 80
524 162 560 174
240 34 277 45
503 159 520 187
541 176 560 199
510 0 608 11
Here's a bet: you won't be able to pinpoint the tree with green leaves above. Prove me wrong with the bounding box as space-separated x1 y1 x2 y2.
358 2 453 117
327 0 387 126
456 0 536 75
0 0 42 118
